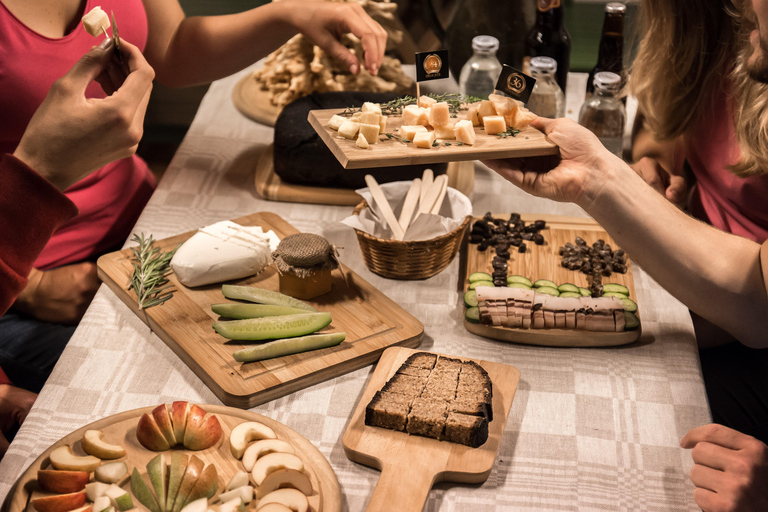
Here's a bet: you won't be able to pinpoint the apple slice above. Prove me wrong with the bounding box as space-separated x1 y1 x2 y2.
104 484 133 511
130 468 161 512
85 482 111 501
242 440 294 472
255 470 312 499
255 489 308 512
217 486 253 505
179 498 207 512
225 471 249 491
182 405 207 446
184 413 221 451
229 421 276 459
81 430 126 459
251 453 303 487
218 498 242 512
171 401 192 444
136 413 171 451
92 496 111 512
146 454 167 512
152 404 177 447
170 455 204 512
94 462 128 484
256 505 292 512
178 463 217 510
49 445 101 472
37 470 89 493
31 491 87 512
165 452 188 512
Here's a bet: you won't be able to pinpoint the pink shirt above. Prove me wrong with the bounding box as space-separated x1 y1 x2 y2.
686 94 768 243
0 0 155 269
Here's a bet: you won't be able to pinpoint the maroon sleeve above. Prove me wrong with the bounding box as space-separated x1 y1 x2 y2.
0 153 78 316
0 366 11 386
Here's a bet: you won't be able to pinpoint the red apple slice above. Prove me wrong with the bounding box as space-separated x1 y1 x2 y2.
152 404 177 447
49 445 101 472
136 413 171 451
229 421 276 459
181 405 207 449
255 469 312 499
255 488 308 512
170 402 192 444
37 470 90 494
184 413 221 451
31 491 87 512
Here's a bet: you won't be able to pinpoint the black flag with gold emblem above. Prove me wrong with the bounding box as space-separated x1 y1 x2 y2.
495 64 536 103
415 50 450 81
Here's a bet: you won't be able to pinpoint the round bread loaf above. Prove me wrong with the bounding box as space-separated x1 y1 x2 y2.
273 91 447 188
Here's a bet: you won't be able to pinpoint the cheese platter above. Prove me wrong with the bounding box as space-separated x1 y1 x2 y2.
460 213 642 347
96 212 424 408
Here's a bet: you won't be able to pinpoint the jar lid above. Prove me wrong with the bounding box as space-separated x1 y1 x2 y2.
530 56 558 74
605 2 626 14
273 233 340 277
472 35 499 53
594 71 621 90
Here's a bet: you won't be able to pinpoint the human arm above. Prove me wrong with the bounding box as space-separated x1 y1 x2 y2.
482 117 768 348
630 113 687 206
0 367 36 457
681 424 768 512
141 0 387 87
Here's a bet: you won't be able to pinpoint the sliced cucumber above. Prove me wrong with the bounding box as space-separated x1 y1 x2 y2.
559 292 581 298
603 283 630 296
233 332 346 362
213 312 331 341
621 298 638 313
508 282 532 290
221 285 316 312
533 279 557 289
465 307 480 324
535 286 560 296
212 303 310 319
558 283 580 293
579 287 591 297
468 272 493 283
603 291 629 299
464 290 478 308
507 275 533 287
624 311 640 330
469 280 495 290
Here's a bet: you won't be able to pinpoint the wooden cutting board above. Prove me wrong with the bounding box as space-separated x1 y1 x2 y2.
342 347 520 512
232 73 281 127
308 109 559 169
460 213 641 347
2 404 340 512
96 212 423 408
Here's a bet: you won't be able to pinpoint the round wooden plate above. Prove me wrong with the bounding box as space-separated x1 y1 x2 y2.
232 73 281 127
2 405 341 512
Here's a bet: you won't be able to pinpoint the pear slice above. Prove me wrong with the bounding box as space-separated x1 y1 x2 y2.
81 430 126 459
179 498 207 512
85 482 111 502
166 452 188 512
179 463 218 509
229 421 276 459
92 496 111 512
256 505 292 512
104 484 133 511
170 455 204 512
255 489 308 512
251 453 303 487
49 445 101 472
242 440 294 472
95 462 128 484
217 486 253 505
218 498 242 512
225 471 249 491
146 454 167 512
130 468 161 512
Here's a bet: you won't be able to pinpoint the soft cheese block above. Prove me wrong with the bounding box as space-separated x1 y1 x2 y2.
171 221 279 287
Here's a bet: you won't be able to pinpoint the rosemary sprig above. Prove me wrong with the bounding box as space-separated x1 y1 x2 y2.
129 233 181 310
341 92 483 117
497 127 521 138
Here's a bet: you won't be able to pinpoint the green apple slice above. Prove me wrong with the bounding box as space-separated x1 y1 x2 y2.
166 452 188 512
147 454 167 512
131 468 161 512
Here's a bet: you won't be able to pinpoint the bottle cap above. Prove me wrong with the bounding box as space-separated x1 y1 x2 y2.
530 56 558 74
472 35 499 53
594 71 622 91
605 2 626 14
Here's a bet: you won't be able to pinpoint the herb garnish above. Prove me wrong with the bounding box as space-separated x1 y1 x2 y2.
129 234 180 310
497 127 521 138
341 93 483 117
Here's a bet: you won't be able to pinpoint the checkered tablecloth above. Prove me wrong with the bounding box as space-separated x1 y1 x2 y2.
0 65 709 511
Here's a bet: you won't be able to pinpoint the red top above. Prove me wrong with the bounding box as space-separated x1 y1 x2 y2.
686 93 768 243
0 0 155 269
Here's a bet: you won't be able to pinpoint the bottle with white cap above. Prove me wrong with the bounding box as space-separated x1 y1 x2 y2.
526 56 565 118
578 71 626 157
458 35 503 99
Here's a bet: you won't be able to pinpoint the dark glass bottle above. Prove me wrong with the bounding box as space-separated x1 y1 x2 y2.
586 2 626 95
523 0 572 91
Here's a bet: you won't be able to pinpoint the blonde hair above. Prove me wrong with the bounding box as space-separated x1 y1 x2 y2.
631 0 768 176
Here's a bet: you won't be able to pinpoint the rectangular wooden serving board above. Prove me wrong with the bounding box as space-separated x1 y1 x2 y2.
308 108 559 169
97 212 424 408
460 213 641 347
342 347 520 512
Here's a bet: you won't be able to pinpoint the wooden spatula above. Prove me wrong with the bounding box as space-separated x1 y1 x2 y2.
419 169 434 206
398 178 421 232
365 174 405 241
430 175 449 215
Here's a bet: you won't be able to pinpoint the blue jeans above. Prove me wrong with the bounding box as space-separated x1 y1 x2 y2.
0 310 75 393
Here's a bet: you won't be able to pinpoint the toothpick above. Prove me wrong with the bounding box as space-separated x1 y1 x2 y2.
416 82 421 102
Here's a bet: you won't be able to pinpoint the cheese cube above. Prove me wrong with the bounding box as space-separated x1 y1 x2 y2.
454 120 476 145
360 112 380 126
509 106 537 130
477 100 496 122
379 115 388 133
433 122 456 140
418 95 437 108
338 120 360 140
352 112 362 120
82 7 110 37
400 125 428 141
362 102 382 115
489 94 514 118
466 107 480 126
428 102 451 128
482 115 507 135
356 133 369 149
327 114 347 131
402 105 428 126
412 131 436 149
359 123 380 144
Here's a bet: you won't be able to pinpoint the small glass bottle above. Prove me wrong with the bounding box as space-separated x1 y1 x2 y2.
578 72 626 157
526 56 565 118
458 35 503 99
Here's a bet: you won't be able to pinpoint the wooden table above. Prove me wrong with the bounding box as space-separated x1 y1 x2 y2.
0 65 707 512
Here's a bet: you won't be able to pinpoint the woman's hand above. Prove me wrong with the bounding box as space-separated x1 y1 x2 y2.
630 156 688 207
681 424 768 512
482 117 622 209
0 384 37 458
13 263 100 325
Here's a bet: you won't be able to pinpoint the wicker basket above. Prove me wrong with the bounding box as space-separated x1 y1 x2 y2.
352 201 471 279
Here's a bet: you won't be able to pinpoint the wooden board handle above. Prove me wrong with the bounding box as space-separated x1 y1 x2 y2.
365 462 435 512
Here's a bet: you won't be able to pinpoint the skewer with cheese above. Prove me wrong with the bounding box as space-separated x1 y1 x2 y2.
82 6 110 37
